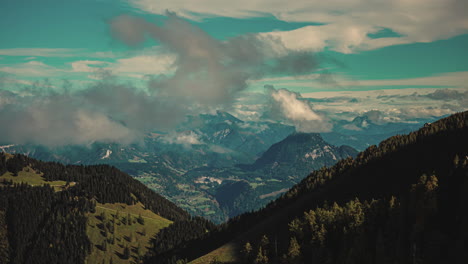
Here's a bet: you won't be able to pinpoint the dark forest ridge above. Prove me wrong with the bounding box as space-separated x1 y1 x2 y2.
145 111 468 263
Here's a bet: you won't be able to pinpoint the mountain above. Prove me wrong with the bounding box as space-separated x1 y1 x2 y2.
185 132 357 220
146 111 468 264
0 153 195 264
181 111 296 157
246 132 357 173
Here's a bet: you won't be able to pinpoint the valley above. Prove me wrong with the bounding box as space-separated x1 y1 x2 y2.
0 111 434 223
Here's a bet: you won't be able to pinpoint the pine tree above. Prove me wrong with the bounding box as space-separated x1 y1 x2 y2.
454 154 460 167
101 240 107 252
136 243 143 262
254 246 269 264
123 245 130 259
138 213 145 225
288 218 303 239
242 242 253 262
287 236 301 260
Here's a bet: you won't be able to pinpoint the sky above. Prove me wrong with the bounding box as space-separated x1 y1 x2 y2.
0 0 467 146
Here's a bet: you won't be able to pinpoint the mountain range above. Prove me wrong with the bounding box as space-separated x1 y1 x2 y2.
0 111 435 222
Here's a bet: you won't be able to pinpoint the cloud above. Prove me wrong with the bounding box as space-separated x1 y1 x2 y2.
264 85 332 132
0 61 65 77
70 55 175 78
363 110 385 124
0 48 83 57
110 13 318 106
160 131 204 147
129 0 468 53
255 71 468 91
300 87 468 123
0 90 138 146
426 89 468 102
0 78 187 146
113 54 176 77
70 60 110 73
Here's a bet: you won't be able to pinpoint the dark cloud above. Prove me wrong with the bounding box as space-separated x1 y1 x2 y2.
376 89 468 103
363 110 385 124
110 12 318 106
426 89 467 101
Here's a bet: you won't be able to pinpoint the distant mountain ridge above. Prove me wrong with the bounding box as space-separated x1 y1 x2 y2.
250 132 357 171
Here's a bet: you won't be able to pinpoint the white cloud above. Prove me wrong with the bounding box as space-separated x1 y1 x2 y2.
0 48 83 57
129 0 468 53
301 86 467 122
70 60 110 73
73 110 137 145
113 54 176 76
340 71 468 88
265 86 332 132
160 131 204 147
254 71 468 91
69 54 176 79
0 48 118 59
0 61 64 77
270 88 322 121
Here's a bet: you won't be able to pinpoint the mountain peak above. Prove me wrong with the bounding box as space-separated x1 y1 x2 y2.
252 132 357 170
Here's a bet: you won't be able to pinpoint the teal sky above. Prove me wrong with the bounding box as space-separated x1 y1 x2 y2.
1 0 467 88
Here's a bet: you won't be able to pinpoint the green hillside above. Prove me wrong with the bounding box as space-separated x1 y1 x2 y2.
0 167 69 191
0 153 190 264
86 202 172 264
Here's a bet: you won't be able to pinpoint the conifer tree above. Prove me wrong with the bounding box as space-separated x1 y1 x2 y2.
254 246 269 264
123 245 130 259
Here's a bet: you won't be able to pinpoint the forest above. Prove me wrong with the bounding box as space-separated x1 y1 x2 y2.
0 152 191 263
143 111 468 263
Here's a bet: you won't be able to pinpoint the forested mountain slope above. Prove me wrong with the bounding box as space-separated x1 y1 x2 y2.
145 111 468 264
0 154 192 264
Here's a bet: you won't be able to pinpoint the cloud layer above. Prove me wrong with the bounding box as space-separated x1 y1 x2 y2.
301 87 468 123
129 0 468 53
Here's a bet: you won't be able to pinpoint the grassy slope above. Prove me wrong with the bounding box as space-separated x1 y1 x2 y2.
86 202 172 264
189 242 238 264
0 164 173 264
0 167 68 191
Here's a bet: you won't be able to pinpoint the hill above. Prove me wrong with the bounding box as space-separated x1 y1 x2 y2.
0 153 191 264
145 111 468 263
